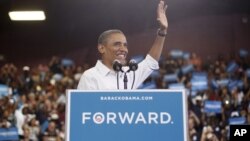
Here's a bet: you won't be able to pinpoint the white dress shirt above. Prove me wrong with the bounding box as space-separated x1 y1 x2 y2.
77 54 159 90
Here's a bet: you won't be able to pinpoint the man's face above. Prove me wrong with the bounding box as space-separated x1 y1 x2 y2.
99 33 128 69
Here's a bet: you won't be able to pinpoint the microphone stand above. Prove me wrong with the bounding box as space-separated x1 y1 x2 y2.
123 72 128 89
123 60 138 89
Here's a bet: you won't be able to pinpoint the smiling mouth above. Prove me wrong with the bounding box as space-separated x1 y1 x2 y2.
115 54 127 65
116 54 126 59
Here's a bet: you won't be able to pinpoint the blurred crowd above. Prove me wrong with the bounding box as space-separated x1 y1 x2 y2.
0 56 89 141
0 49 250 141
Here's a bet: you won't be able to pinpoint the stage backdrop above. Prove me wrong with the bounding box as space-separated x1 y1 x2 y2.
66 90 187 141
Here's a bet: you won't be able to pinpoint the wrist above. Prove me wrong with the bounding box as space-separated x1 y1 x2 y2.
157 28 167 37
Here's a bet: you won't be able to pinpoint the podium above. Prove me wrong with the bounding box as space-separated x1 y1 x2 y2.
66 90 188 141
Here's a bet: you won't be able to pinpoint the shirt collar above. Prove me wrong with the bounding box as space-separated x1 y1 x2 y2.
95 60 115 76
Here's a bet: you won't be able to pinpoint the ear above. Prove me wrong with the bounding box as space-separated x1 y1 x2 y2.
98 44 105 54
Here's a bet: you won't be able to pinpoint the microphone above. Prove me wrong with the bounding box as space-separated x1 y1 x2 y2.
128 59 138 71
128 59 138 89
113 59 123 72
113 59 123 90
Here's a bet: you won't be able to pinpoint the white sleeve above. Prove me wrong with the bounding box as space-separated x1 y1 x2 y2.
143 54 160 70
77 72 96 90
133 54 159 88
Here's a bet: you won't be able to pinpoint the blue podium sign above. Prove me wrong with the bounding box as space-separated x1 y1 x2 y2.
66 90 187 141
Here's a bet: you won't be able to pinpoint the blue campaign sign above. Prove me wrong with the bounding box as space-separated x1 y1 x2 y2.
0 127 19 141
66 90 187 141
0 84 9 97
204 100 222 114
163 73 178 83
229 117 246 125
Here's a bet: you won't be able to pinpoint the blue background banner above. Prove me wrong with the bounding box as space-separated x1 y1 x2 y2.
66 90 187 141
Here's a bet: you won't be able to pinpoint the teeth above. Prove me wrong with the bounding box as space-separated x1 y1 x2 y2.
118 54 125 58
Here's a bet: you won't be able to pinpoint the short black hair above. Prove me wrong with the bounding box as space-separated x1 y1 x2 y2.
98 29 124 45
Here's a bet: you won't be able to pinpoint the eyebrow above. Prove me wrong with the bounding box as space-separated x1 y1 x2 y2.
113 41 128 46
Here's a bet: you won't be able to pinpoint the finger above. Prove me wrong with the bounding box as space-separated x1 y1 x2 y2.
164 5 168 12
160 0 164 5
158 0 164 10
157 1 165 16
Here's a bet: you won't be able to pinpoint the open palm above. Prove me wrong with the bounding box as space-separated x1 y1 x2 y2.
157 0 168 30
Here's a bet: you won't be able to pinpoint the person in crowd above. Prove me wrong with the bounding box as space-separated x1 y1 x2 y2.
200 125 219 141
28 117 40 141
42 120 61 141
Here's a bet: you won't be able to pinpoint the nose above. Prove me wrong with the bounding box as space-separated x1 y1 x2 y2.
119 43 128 52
